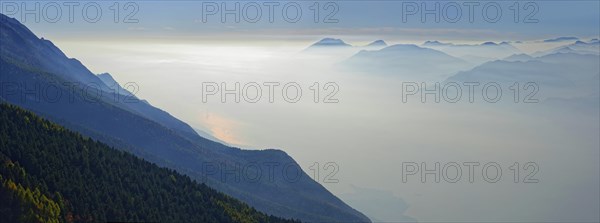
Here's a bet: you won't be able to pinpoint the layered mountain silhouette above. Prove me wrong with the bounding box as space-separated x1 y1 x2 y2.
0 13 370 223
306 38 388 50
533 39 600 56
422 41 523 62
303 38 389 57
446 52 600 100
502 53 534 62
342 44 470 80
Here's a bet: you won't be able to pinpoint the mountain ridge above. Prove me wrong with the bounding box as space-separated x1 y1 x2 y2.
0 13 370 223
0 103 299 223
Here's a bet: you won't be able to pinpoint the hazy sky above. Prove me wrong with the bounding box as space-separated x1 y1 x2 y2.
3 1 599 42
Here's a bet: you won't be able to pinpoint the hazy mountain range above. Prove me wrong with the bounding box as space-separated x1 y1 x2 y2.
533 39 600 56
421 40 523 63
302 38 389 58
446 50 599 104
309 36 598 112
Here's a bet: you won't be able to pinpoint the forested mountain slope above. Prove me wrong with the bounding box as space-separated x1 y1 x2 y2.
0 103 298 223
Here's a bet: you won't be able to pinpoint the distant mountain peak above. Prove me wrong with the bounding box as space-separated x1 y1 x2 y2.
481 41 498 46
311 38 351 47
381 44 423 51
503 53 534 62
367 40 387 47
423 40 450 46
544 36 579 43
573 40 599 45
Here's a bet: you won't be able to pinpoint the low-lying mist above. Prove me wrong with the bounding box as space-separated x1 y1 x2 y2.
55 39 599 222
